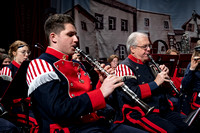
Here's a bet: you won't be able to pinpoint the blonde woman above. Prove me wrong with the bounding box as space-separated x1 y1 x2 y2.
107 54 119 71
0 41 38 132
0 40 30 81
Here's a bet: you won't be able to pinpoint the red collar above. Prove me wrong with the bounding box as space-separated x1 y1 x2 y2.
12 60 20 68
45 47 70 60
128 54 144 64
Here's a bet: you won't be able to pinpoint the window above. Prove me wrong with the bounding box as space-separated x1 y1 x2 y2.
81 21 87 31
119 45 126 59
164 21 169 29
198 24 200 33
121 19 128 31
85 47 89 54
95 13 104 29
144 18 149 26
186 23 194 32
109 16 116 30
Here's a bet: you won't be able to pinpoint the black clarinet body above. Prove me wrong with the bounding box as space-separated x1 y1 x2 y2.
75 47 154 116
148 54 182 97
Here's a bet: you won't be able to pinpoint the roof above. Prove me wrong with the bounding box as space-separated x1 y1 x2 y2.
64 4 98 23
182 12 200 30
93 0 136 14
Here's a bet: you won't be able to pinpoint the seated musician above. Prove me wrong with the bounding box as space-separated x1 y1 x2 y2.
113 32 189 133
0 40 38 132
0 40 30 84
165 49 182 112
25 14 147 133
181 45 200 114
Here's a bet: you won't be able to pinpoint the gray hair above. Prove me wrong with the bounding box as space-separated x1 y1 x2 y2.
126 32 148 54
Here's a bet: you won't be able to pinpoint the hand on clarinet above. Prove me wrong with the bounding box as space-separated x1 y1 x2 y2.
94 64 115 82
159 64 169 74
100 75 124 98
190 56 200 70
154 65 170 86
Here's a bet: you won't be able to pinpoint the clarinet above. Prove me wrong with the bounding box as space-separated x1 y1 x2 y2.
75 47 154 116
148 54 182 97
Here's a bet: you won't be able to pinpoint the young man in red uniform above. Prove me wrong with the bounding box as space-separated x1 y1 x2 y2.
26 14 147 133
113 32 190 133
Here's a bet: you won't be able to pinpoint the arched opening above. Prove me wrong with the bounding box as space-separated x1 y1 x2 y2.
152 40 168 54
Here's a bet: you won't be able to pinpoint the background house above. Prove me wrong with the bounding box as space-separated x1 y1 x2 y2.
65 5 99 59
89 0 137 61
181 12 200 53
4 0 200 60
137 10 175 54
65 0 178 61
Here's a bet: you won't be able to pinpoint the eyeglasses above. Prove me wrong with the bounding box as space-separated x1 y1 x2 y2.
136 45 151 50
19 50 31 55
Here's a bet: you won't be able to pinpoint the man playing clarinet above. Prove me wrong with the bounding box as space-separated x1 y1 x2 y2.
25 14 147 133
113 32 190 133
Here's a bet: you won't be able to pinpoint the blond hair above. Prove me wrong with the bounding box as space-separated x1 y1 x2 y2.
107 54 119 63
8 40 28 59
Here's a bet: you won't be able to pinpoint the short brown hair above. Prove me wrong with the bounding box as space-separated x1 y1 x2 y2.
166 49 179 55
107 54 119 63
44 14 75 42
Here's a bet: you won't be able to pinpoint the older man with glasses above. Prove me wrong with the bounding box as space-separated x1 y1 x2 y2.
112 32 191 133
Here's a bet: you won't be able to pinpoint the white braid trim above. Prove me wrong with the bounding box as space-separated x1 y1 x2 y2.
28 71 60 96
0 75 12 82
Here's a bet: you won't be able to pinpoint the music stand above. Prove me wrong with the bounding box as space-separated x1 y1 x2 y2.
0 61 31 131
0 60 30 111
177 54 192 77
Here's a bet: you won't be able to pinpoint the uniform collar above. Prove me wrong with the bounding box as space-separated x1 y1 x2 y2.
45 46 70 60
12 60 20 68
128 54 144 64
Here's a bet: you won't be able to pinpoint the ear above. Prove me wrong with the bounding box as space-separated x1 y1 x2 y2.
49 32 57 43
12 51 17 57
130 46 135 54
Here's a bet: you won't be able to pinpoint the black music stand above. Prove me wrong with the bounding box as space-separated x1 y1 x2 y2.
176 54 192 77
0 60 31 131
151 54 179 77
0 60 30 106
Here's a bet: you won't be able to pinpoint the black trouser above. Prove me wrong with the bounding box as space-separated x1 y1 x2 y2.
0 118 19 133
146 112 188 133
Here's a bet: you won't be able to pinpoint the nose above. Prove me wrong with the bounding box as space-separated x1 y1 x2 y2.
73 35 78 43
147 46 151 51
24 52 30 58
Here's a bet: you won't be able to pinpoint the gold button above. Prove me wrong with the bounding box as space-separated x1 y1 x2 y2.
70 83 73 86
79 79 84 83
62 55 66 60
